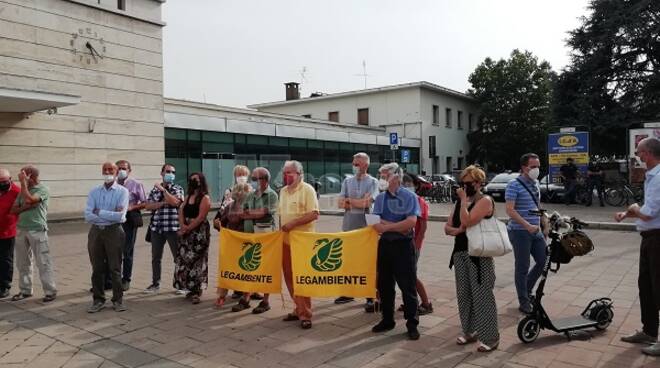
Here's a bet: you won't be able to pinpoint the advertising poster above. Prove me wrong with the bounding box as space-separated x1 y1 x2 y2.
547 132 589 184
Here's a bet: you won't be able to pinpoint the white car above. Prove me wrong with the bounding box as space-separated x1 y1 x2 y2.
484 173 520 202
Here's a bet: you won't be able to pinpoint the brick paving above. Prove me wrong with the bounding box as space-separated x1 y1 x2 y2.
0 215 658 367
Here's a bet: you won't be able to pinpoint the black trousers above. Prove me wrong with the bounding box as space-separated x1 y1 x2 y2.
586 179 604 205
0 237 14 291
377 232 419 328
640 229 660 338
88 224 124 304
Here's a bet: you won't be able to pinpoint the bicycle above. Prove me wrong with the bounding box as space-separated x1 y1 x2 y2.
605 183 644 207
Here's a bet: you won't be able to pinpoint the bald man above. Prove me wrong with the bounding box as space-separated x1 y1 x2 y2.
0 168 19 299
84 162 129 313
10 166 56 302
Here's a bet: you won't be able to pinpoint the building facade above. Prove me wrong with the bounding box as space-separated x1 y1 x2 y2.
0 0 165 216
249 81 480 175
164 99 421 202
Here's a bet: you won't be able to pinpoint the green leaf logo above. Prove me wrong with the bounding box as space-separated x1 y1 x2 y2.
310 238 343 272
238 242 262 272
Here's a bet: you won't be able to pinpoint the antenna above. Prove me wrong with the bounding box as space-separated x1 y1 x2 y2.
354 60 369 89
299 66 308 94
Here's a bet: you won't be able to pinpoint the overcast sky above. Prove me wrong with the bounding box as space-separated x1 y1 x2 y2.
162 0 590 108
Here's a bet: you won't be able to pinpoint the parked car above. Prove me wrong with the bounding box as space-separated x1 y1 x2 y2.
430 174 456 185
484 172 520 201
539 175 565 203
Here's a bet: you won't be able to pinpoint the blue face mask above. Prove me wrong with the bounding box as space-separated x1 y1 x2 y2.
250 180 259 191
163 173 175 183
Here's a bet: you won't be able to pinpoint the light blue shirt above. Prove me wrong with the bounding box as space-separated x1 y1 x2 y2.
84 182 129 226
637 164 660 231
373 187 420 223
505 176 541 231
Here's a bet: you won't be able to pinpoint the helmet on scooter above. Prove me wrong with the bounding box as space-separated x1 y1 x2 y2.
560 231 594 257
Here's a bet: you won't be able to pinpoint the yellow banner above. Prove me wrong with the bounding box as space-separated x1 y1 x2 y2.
548 152 589 165
218 229 283 294
289 227 378 298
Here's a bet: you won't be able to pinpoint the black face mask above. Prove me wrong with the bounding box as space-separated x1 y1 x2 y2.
188 180 199 190
0 181 10 192
464 184 477 197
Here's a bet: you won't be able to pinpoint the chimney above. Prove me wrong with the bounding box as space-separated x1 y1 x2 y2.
285 82 300 101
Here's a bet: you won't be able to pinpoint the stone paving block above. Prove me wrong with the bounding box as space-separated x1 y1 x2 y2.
82 339 160 368
137 358 189 368
0 344 50 364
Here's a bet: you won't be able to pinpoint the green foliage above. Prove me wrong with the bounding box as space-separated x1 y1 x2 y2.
554 0 660 155
467 50 555 170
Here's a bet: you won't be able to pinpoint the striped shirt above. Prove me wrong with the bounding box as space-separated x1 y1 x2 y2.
505 175 540 231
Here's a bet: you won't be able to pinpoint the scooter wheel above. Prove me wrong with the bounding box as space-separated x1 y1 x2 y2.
518 316 541 343
594 307 614 330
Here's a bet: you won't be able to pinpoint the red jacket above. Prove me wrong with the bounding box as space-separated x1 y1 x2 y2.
0 182 20 239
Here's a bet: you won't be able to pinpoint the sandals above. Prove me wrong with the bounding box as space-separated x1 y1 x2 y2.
252 301 271 314
11 293 32 301
214 297 225 308
477 341 499 352
456 334 478 345
300 320 312 329
282 313 299 322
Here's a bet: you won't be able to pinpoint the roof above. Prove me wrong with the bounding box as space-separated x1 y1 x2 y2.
247 81 474 109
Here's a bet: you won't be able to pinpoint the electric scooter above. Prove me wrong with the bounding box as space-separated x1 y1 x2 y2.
517 210 614 343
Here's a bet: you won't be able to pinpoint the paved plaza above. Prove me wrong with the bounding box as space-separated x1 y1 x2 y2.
1 215 658 368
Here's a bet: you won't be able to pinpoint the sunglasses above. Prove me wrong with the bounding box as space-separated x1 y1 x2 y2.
164 170 176 174
251 176 267 181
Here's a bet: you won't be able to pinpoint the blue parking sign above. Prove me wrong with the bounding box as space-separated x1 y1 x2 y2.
401 149 410 163
389 132 398 145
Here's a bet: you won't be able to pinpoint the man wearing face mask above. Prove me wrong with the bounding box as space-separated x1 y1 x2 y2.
144 164 184 294
334 152 379 310
279 160 320 329
371 163 421 340
84 162 129 313
235 167 278 313
616 138 660 356
115 160 146 291
10 166 57 303
0 168 19 299
505 153 546 314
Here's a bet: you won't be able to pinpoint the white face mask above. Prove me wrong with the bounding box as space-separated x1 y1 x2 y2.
378 178 389 191
528 167 540 181
117 169 128 180
352 166 360 176
236 176 248 184
103 174 115 184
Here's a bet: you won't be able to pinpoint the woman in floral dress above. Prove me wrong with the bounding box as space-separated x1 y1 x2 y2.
175 172 211 304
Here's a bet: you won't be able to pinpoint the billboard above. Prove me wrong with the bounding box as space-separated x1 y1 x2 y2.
547 132 589 184
629 128 660 168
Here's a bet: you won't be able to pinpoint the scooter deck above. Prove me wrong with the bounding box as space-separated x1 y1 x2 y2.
552 316 596 331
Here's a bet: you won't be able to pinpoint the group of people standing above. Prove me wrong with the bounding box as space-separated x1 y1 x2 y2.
1 137 658 355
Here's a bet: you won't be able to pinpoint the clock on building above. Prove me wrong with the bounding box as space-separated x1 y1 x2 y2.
70 27 106 65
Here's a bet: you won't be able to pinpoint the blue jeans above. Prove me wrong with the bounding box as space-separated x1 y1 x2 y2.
508 230 547 308
121 222 138 282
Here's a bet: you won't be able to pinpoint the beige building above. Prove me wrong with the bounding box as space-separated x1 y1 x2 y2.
0 0 165 216
249 81 480 175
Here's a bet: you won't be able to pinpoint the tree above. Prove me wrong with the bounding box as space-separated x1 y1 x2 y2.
554 0 660 155
467 50 555 170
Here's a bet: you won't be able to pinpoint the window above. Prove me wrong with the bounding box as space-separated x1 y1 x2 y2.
432 105 439 125
457 157 464 169
117 0 126 10
457 111 463 129
445 108 452 128
468 113 473 131
302 114 311 119
446 156 453 172
357 108 369 125
328 111 339 122
428 136 436 158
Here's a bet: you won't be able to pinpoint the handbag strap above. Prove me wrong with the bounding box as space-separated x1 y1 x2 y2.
515 178 540 210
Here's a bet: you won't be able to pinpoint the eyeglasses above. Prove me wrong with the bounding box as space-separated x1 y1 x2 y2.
164 170 175 174
461 181 474 185
251 176 268 181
